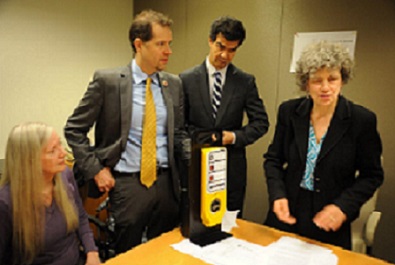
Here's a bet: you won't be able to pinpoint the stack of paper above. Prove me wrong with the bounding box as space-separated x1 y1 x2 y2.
264 236 338 265
171 236 338 265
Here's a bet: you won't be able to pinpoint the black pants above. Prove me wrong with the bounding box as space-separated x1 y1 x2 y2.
265 188 351 249
109 169 179 254
294 188 351 249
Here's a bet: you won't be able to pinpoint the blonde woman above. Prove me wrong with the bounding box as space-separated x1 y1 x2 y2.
0 122 100 265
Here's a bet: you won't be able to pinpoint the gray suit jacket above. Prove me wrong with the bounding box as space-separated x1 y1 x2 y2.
65 63 186 200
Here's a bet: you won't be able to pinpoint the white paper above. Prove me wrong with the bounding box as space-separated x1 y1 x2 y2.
264 236 338 265
221 210 239 232
172 237 269 265
171 236 338 265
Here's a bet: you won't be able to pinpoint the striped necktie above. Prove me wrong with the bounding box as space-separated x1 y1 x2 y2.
140 77 157 188
212 72 222 119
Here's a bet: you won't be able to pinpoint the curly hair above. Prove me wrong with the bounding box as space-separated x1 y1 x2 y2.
129 9 173 53
295 41 354 91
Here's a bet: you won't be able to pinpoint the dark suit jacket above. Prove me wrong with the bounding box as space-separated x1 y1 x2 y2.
64 64 186 200
264 96 384 223
180 62 269 210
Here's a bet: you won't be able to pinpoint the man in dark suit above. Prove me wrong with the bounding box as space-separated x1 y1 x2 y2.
180 16 269 217
64 10 187 254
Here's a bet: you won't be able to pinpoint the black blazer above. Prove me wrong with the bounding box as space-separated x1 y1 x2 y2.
264 96 383 222
180 62 269 205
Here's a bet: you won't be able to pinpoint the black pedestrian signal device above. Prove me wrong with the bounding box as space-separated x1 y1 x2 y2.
180 130 232 246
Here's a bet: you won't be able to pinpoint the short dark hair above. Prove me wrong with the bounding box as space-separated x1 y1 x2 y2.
129 9 173 53
209 16 246 47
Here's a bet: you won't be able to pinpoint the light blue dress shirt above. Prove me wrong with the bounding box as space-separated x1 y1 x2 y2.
114 60 169 173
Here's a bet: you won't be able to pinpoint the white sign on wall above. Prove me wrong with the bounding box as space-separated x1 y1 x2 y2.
290 31 357 73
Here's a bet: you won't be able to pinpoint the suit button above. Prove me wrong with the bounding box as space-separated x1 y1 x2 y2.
315 178 320 181
316 189 321 193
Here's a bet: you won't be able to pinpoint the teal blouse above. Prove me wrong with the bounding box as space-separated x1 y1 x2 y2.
300 123 326 191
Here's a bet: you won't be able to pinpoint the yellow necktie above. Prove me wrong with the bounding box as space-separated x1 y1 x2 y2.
140 77 157 188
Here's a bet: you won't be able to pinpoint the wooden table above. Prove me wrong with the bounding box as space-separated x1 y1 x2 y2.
104 219 391 265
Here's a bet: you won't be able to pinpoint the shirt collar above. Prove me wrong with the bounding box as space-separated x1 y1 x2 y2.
132 60 159 85
205 57 227 77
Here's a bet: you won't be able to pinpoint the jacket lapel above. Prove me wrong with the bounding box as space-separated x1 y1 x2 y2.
317 96 352 163
158 72 174 151
291 98 311 163
196 63 215 124
215 64 236 126
119 64 133 148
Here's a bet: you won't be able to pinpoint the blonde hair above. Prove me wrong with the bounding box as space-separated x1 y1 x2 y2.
0 122 79 264
295 41 354 91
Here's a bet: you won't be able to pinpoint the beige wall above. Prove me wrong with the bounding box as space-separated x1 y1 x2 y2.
0 0 133 156
136 0 395 261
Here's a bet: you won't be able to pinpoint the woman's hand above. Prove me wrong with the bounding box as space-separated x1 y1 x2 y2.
273 198 297 225
313 204 347 232
85 251 101 265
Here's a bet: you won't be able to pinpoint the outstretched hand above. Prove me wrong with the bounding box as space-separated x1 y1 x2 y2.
273 198 297 225
313 204 347 232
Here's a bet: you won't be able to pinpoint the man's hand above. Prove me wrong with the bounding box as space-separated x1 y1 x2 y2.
313 204 347 232
222 131 235 145
273 198 297 225
212 131 235 145
94 167 115 193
